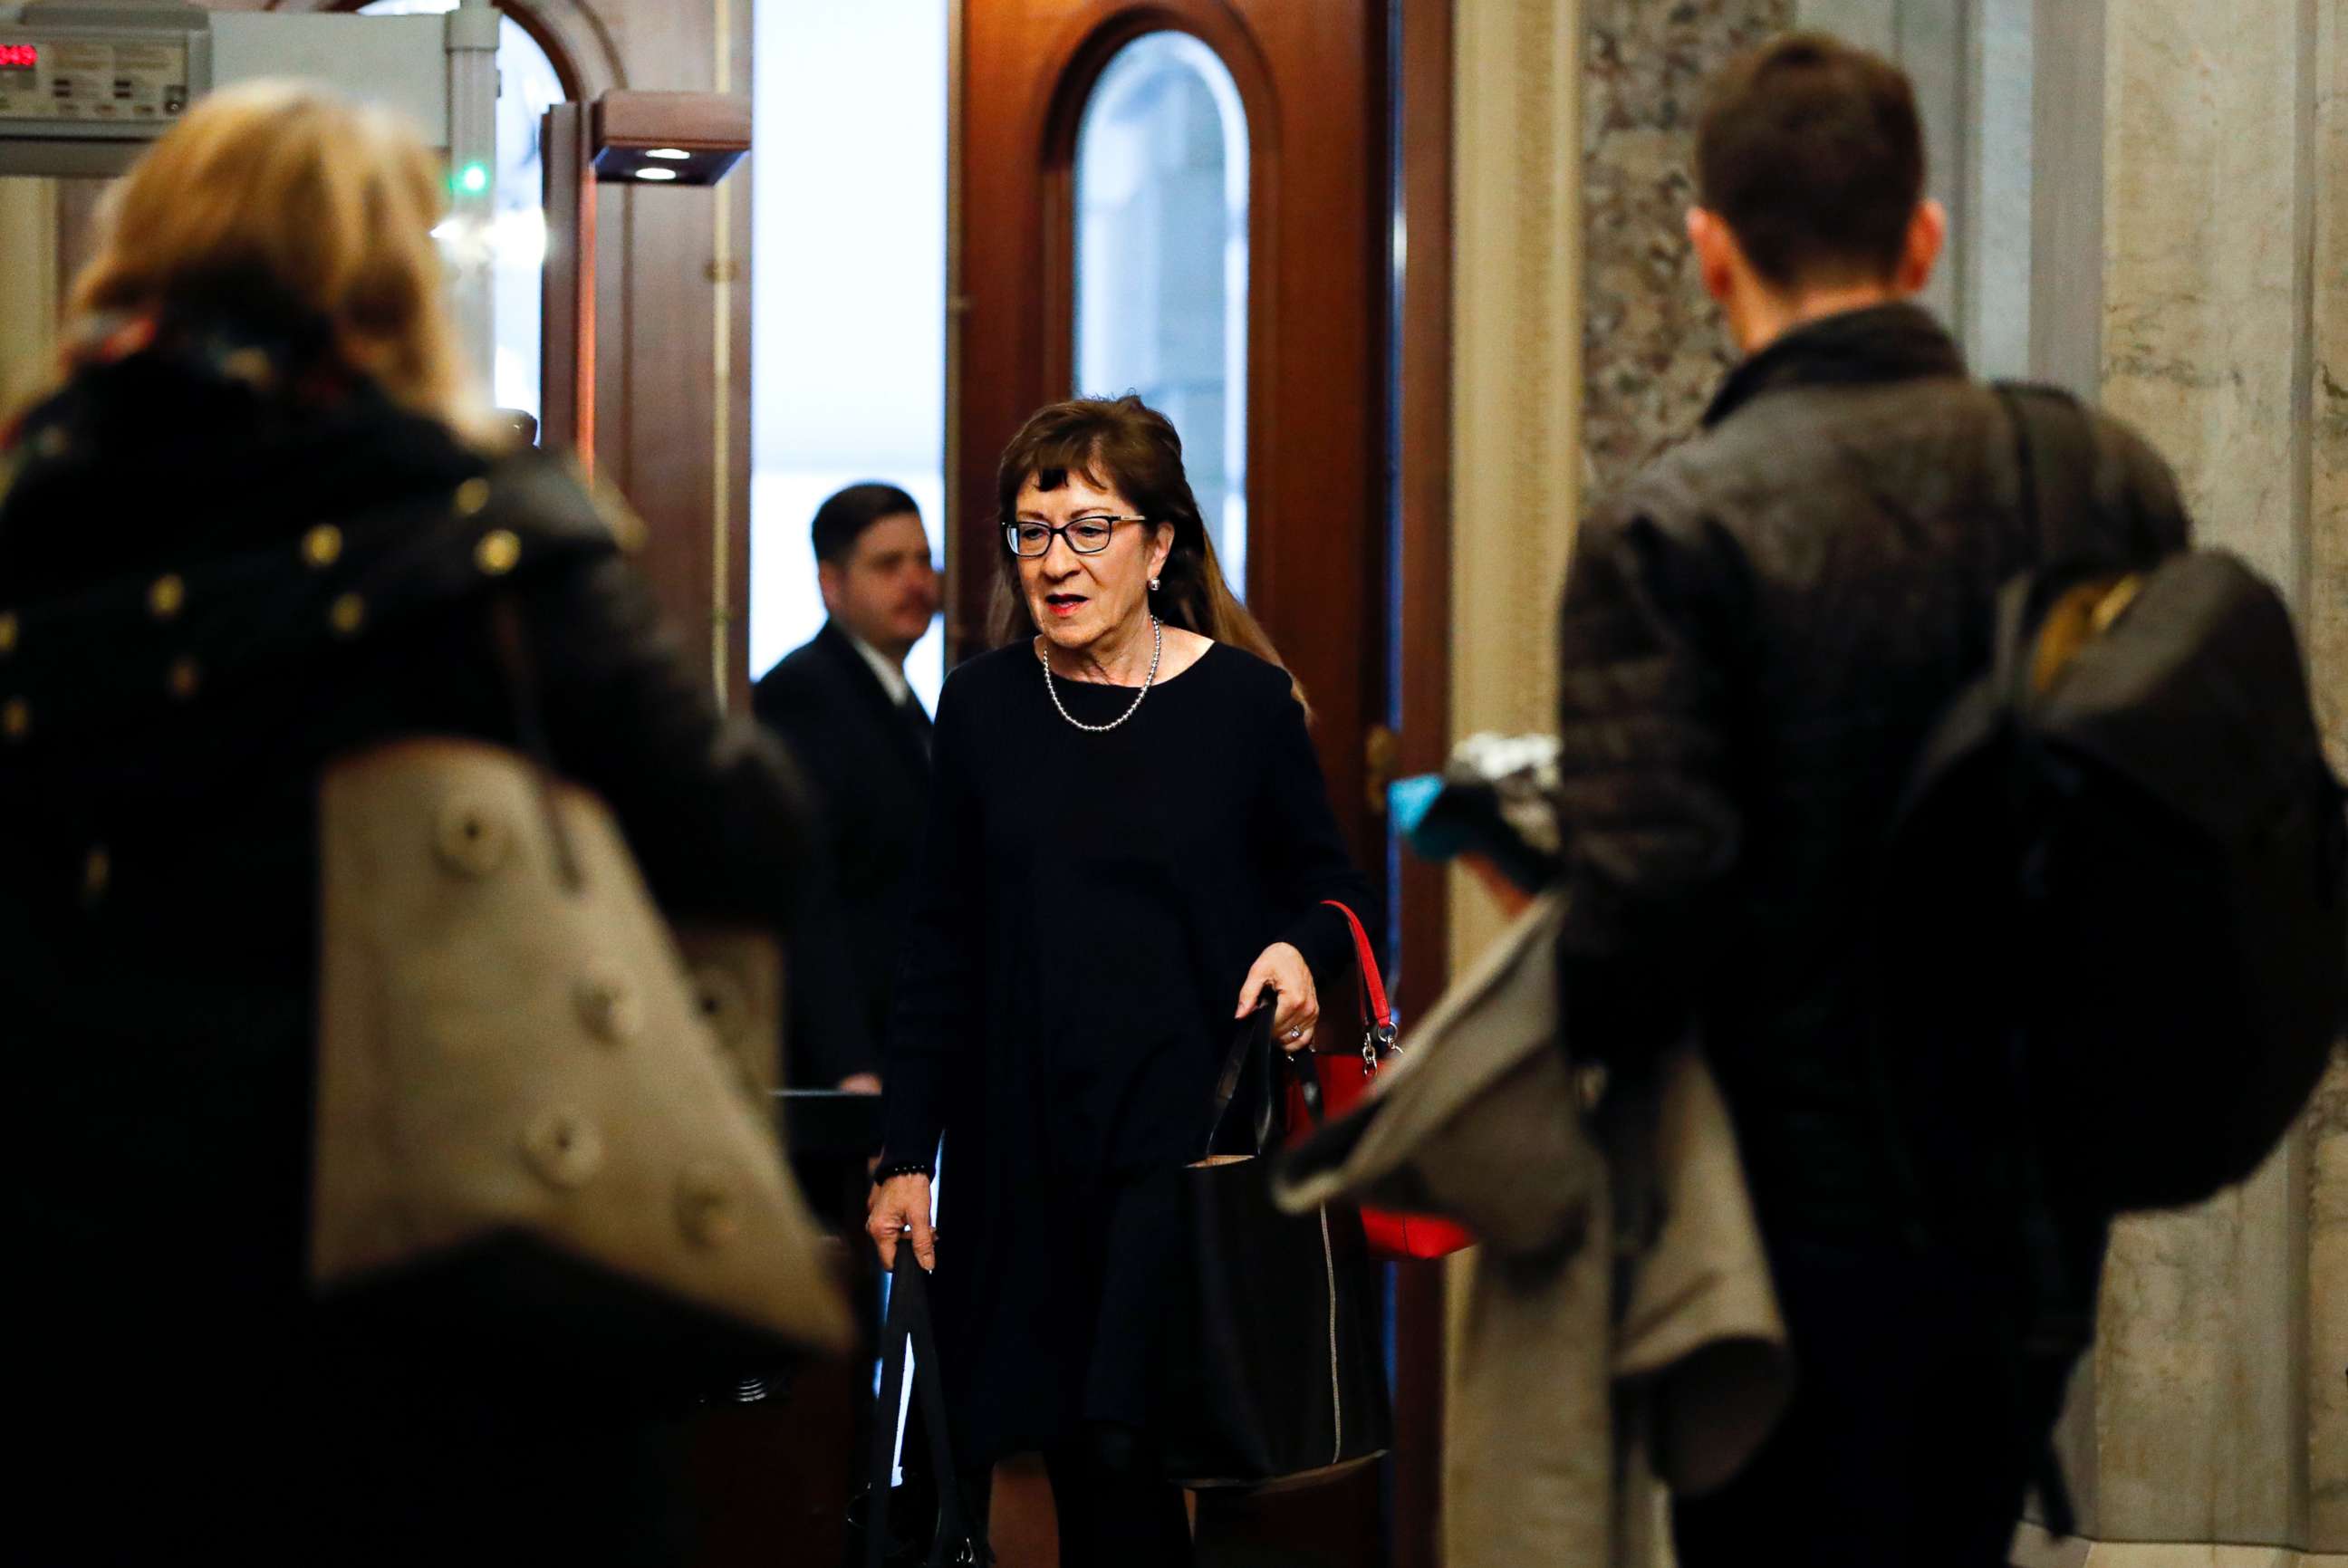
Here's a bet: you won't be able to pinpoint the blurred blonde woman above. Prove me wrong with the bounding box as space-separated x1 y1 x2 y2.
1 83 823 1565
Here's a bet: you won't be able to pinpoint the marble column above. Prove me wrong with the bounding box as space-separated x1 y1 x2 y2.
2300 0 2344 1548
1446 0 1787 970
1448 17 1792 1550
1446 0 1583 976
1442 5 1584 1548
1579 0 1788 496
2009 0 2348 1562
2311 0 2348 791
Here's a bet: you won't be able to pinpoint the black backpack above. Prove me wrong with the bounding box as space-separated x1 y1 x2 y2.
1879 385 2347 1223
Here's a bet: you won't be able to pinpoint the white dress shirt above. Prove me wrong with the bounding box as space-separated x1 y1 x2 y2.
842 626 913 708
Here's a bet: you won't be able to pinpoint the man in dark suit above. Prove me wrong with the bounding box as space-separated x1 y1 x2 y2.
755 483 940 1092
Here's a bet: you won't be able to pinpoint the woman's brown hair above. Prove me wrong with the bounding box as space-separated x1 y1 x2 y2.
992 396 1303 706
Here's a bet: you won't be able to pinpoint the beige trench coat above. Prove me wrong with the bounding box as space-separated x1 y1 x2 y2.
1274 894 1789 1568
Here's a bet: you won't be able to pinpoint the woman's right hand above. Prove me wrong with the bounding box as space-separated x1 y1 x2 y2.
866 1174 937 1272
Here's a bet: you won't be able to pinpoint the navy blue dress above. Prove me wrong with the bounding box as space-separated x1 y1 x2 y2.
880 640 1373 1463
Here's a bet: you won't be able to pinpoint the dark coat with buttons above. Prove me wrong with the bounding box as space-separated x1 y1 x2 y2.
1550 304 2192 1236
0 305 820 1553
754 619 933 1082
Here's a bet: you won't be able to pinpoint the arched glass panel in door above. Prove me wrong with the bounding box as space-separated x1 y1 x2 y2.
1073 32 1250 594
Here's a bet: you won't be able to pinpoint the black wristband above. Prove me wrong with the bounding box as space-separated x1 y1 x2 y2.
873 1159 933 1186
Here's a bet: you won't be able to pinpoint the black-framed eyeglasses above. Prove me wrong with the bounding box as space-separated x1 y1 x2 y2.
1002 515 1150 558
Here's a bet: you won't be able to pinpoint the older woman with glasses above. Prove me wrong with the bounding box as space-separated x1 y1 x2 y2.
866 395 1375 1563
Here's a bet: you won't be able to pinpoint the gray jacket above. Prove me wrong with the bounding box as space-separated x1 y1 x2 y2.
1276 894 1789 1568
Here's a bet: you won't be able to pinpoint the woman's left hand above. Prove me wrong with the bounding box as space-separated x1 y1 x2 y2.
1236 941 1319 1052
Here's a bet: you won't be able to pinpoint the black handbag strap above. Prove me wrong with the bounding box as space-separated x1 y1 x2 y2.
1995 381 2085 561
866 1251 985 1568
1963 380 2093 1540
1202 994 1280 1159
1993 381 2170 582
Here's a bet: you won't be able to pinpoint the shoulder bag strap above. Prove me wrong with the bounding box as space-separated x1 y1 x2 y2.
1994 381 2134 577
1993 382 2056 561
1319 899 1396 1069
1992 383 2101 705
1977 384 2091 1542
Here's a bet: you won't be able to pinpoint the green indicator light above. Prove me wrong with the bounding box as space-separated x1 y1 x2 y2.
455 160 490 196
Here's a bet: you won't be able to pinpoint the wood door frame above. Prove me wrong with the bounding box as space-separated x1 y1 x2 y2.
1388 5 1452 1567
1381 0 1456 1558
950 0 1282 666
1390 4 1452 1043
954 0 1389 869
268 0 624 98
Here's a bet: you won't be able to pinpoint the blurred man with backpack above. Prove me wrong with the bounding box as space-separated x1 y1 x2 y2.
1549 32 2345 1567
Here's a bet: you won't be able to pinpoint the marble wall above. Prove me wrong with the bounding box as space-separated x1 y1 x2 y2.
1579 0 1788 498
2090 0 2320 1536
1576 0 2034 485
2303 0 2346 1550
2313 0 2348 785
2016 0 2348 1560
1443 0 2345 1559
1448 0 1785 973
2102 0 2314 606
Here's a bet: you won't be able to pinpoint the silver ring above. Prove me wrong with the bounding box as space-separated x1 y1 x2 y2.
1286 1026 1304 1040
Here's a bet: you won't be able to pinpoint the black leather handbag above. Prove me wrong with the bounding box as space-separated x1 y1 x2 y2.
852 1249 990 1568
1160 998 1392 1491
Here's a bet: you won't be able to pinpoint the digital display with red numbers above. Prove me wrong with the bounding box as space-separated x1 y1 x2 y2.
0 44 39 70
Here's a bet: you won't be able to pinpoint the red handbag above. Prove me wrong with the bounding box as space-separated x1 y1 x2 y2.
1285 899 1476 1261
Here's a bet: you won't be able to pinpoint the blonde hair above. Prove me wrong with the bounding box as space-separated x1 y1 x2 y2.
53 80 493 441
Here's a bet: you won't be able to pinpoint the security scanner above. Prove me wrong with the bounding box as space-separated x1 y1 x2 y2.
0 0 500 367
0 0 750 456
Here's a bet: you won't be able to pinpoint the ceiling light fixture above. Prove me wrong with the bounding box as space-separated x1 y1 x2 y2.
634 166 680 181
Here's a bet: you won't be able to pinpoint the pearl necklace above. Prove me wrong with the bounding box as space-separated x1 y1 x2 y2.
1040 615 1162 733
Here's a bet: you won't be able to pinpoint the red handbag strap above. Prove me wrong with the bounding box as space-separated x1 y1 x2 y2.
1319 899 1391 1032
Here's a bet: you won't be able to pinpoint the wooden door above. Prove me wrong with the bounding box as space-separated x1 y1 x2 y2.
953 0 1391 872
